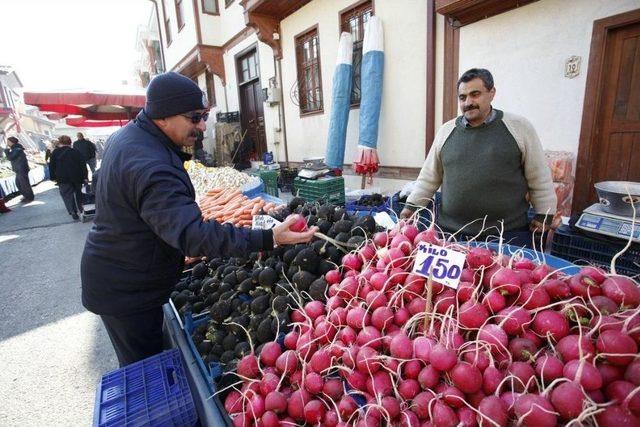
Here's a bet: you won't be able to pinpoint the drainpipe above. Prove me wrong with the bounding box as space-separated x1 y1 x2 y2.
149 0 167 73
275 57 289 166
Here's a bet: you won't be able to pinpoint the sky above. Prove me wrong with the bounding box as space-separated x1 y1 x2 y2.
0 0 153 91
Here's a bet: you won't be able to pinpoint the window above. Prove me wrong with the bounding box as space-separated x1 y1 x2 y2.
161 0 172 45
340 0 373 106
205 71 217 107
175 0 185 30
202 0 219 15
225 0 234 8
238 51 259 84
295 27 323 114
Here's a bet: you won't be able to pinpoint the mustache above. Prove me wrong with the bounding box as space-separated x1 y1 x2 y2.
463 105 479 112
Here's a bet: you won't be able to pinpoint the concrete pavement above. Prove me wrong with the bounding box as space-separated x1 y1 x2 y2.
0 181 117 426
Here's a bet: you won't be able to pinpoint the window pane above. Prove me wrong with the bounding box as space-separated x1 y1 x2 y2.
203 0 217 13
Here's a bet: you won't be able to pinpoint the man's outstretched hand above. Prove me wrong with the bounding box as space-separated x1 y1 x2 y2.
272 215 318 247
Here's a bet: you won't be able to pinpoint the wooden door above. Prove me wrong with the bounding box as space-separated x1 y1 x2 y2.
575 9 640 213
236 48 267 160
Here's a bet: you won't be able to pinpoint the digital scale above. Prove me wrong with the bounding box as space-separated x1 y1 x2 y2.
576 203 640 243
298 156 330 179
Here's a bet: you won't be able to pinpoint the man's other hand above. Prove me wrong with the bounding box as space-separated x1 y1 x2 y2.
272 215 318 247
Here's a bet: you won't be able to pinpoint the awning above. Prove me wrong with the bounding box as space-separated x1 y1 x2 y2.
65 117 131 128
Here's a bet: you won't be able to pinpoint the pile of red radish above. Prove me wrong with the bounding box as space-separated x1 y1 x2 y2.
224 219 640 426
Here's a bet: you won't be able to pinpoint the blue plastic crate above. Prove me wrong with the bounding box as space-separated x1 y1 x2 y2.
346 196 391 216
249 192 285 206
93 349 197 427
241 178 264 198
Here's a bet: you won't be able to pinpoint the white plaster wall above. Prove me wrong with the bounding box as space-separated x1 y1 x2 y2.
199 0 246 46
457 0 639 154
279 0 428 168
161 0 199 70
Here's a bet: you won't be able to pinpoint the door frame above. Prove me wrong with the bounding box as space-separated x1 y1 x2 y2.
573 8 640 213
234 43 265 158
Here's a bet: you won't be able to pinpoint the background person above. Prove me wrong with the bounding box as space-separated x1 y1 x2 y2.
3 136 34 203
49 135 87 220
73 132 97 175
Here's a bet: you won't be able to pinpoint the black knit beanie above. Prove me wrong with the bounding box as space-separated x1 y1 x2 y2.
144 72 208 119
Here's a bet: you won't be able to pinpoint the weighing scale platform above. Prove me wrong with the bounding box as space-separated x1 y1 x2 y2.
576 204 639 243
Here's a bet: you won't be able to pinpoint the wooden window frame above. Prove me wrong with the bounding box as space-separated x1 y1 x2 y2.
175 0 185 31
201 0 219 15
339 0 374 108
236 47 260 86
225 0 234 9
205 70 217 107
295 25 324 116
161 0 172 46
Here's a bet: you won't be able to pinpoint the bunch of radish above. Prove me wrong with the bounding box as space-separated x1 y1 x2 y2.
223 219 640 426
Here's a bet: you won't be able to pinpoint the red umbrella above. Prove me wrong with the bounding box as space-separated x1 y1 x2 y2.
23 88 146 120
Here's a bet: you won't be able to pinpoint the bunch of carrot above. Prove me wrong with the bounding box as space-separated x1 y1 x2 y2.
198 187 284 227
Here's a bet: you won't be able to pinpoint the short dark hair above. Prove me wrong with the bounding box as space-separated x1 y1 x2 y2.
77 132 84 139
457 68 494 91
59 135 72 145
7 136 18 143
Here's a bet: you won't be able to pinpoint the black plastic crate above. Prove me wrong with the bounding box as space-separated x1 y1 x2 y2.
278 167 298 192
550 225 640 277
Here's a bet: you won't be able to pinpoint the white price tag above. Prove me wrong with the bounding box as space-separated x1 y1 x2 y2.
252 215 281 230
374 212 396 230
412 242 466 289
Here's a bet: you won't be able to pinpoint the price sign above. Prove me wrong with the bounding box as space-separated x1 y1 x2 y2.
252 215 281 230
412 242 466 289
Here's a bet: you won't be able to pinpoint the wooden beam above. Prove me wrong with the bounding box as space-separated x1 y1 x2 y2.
425 0 436 156
244 11 281 58
198 45 226 85
442 19 459 122
436 0 539 26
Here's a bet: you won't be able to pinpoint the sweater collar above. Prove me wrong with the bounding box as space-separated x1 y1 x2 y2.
134 110 192 162
460 107 500 128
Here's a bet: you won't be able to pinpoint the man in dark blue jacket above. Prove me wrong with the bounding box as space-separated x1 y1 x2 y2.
3 136 34 202
81 72 316 366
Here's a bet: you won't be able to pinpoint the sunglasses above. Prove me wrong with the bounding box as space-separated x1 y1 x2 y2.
180 112 209 124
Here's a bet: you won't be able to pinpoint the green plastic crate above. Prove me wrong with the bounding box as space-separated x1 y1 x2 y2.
249 169 279 197
294 176 345 205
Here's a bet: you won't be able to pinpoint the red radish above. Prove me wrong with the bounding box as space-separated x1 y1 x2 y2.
346 369 367 391
384 247 410 269
338 326 357 345
373 231 388 247
342 253 363 272
518 283 551 310
247 393 265 418
259 372 280 395
531 264 553 283
514 258 536 270
463 346 490 371
325 269 342 285
237 354 260 378
413 227 441 246
366 371 393 397
394 306 411 326
508 338 537 362
259 342 282 368
359 244 376 261
296 332 317 361
556 334 595 362
304 400 326 424
550 381 585 420
264 391 287 414
407 296 427 316
412 390 437 420
514 394 557 426
356 346 381 374
606 380 640 412
532 310 569 341
461 268 476 283
418 364 439 389
478 396 508 427
466 247 493 269
390 332 413 359
224 390 243 414
597 330 638 366
341 345 359 369
457 407 477 427
478 324 509 355
365 290 387 310
432 400 459 427
482 366 505 395
483 289 507 314
305 300 325 320
323 378 344 400
338 395 358 418
315 320 337 344
534 354 564 383
380 396 401 419
625 360 640 385
497 306 532 336
430 343 457 371
542 278 571 300
456 281 475 303
346 307 371 329
403 360 423 379
490 268 522 295
391 233 413 255
309 348 331 374
287 214 307 232
401 223 419 241
399 409 420 427
304 372 324 394
598 363 625 386
337 276 358 298
596 405 640 426
509 362 536 392
563 359 603 390
328 306 347 325
371 306 394 331
589 295 619 315
357 326 382 349
261 411 279 427
451 362 483 393
414 336 434 363
398 379 421 400
568 273 602 298
275 350 298 375
582 266 607 283
434 289 457 314
499 392 520 418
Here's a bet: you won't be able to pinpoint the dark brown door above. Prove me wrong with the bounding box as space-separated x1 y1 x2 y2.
237 48 267 160
575 10 640 212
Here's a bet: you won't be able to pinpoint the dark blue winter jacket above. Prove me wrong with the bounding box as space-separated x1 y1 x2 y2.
81 111 273 315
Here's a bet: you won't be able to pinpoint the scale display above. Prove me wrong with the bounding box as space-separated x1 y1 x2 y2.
576 204 640 242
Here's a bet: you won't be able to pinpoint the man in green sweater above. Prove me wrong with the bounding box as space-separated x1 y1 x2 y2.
401 68 556 248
